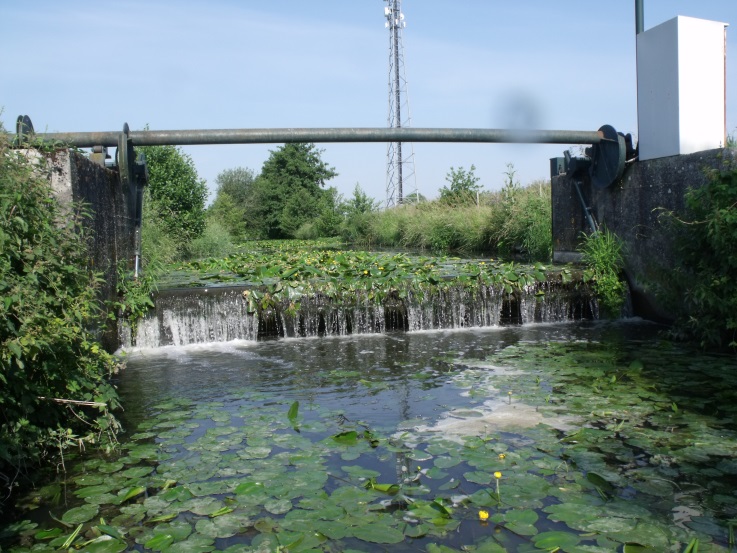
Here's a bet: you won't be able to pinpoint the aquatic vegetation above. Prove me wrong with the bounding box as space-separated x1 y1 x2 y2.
3 325 737 551
165 240 550 295
579 228 627 317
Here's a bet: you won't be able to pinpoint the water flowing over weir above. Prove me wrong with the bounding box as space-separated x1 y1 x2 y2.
122 278 598 348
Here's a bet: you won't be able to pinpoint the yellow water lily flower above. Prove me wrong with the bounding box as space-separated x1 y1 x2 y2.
494 471 502 479
498 453 506 460
478 510 490 521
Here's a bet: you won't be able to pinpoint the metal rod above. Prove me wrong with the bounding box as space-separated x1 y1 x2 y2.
635 0 644 34
573 179 598 233
12 127 606 148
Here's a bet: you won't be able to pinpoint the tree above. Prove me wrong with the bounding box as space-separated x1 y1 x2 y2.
440 165 482 205
209 167 256 239
207 192 247 239
344 183 380 217
140 144 208 244
214 167 255 207
250 143 337 238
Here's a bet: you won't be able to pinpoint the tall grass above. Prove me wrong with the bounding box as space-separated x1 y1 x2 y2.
345 180 551 261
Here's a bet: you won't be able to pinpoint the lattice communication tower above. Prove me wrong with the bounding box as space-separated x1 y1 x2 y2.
384 0 417 206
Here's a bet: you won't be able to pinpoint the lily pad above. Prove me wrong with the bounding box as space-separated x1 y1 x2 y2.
352 523 405 544
61 504 99 524
79 535 128 553
533 531 581 550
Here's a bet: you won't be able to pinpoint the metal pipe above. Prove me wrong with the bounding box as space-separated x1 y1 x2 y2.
635 0 644 34
11 127 606 148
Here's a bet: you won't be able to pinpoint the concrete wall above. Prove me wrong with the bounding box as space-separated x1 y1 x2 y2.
43 150 133 350
552 147 737 321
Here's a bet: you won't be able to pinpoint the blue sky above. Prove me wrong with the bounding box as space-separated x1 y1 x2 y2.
2 1 735 204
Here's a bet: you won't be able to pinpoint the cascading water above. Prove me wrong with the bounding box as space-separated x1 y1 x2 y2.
121 276 598 349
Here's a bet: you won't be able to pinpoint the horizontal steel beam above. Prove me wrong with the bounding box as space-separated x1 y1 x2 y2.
13 127 606 148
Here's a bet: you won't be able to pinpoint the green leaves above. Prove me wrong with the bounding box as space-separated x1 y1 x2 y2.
0 128 121 489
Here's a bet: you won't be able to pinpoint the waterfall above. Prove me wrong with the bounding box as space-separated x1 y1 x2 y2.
120 277 597 349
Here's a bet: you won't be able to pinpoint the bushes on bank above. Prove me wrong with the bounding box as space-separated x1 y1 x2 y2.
344 179 552 261
661 166 737 350
0 131 121 506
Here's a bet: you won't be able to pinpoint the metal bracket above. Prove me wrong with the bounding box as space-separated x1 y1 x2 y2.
117 123 149 278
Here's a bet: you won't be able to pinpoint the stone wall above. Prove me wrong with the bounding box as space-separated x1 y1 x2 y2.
43 149 132 350
552 147 737 321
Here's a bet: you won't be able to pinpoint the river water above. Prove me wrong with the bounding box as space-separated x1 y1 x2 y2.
4 319 737 552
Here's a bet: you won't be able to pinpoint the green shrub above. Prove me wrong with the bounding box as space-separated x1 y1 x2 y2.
343 176 552 260
185 220 235 260
663 167 737 350
0 131 121 504
579 228 627 317
140 189 181 267
294 221 320 240
488 180 552 261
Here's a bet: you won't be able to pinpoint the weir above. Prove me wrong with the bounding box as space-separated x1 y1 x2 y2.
123 277 597 348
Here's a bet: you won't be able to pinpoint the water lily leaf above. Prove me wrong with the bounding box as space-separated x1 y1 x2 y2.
332 430 359 444
62 504 99 524
240 446 271 459
121 466 154 479
181 497 225 516
352 524 405 544
464 471 492 485
434 457 462 469
35 527 63 540
187 480 232 497
79 535 128 553
544 502 602 525
264 498 292 515
359 475 397 494
97 461 125 474
234 481 265 495
162 534 214 553
287 400 299 422
586 472 614 493
505 509 539 525
424 467 448 480
96 524 125 540
148 512 179 523
581 516 637 533
144 532 175 551
194 515 244 539
533 531 581 549
161 486 194 502
313 520 351 539
209 506 234 518
118 486 147 503
74 475 106 486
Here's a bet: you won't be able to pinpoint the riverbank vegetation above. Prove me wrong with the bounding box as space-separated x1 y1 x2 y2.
0 129 121 509
201 157 551 261
657 165 737 351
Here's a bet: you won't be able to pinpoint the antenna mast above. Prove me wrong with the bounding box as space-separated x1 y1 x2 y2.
384 0 417 206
